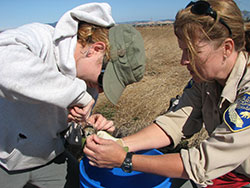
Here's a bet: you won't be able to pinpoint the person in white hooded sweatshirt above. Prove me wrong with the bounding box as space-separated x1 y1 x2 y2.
0 2 146 188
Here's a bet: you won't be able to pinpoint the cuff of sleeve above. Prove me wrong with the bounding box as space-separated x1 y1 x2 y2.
154 115 183 148
76 91 93 106
180 148 213 187
69 78 93 107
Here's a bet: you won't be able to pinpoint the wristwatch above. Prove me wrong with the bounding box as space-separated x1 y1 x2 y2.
121 152 134 173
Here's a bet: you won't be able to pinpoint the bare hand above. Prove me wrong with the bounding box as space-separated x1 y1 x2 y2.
87 114 115 133
84 134 126 168
67 99 95 123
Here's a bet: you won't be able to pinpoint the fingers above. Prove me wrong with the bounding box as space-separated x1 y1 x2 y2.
67 113 75 122
105 125 115 133
81 99 95 120
84 134 111 153
84 134 126 168
95 117 114 132
84 134 103 149
83 135 97 156
91 134 107 145
67 107 84 123
87 114 115 132
67 99 95 123
88 160 97 167
67 99 115 133
83 135 108 164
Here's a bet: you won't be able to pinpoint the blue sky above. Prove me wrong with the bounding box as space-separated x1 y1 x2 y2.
1 0 250 30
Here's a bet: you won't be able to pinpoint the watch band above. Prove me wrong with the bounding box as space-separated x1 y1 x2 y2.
121 152 134 173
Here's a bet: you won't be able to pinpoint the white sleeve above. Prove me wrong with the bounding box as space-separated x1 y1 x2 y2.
0 23 92 108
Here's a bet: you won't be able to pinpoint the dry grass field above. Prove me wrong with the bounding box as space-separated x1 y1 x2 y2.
93 24 207 149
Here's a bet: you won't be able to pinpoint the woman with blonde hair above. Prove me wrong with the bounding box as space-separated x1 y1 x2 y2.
84 1 250 187
0 3 145 188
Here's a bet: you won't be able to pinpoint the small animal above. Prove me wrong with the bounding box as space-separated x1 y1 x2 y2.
82 123 97 137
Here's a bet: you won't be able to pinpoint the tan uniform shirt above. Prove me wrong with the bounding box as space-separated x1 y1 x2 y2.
155 52 250 187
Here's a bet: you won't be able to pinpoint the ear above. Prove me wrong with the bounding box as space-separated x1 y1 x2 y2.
223 38 234 58
88 42 106 56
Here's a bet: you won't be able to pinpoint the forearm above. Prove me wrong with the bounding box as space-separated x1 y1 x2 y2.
132 153 188 179
123 123 172 152
85 130 187 179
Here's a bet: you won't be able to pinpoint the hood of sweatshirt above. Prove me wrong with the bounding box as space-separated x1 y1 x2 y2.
53 3 115 79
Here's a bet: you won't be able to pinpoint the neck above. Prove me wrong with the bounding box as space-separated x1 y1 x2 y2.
216 51 239 86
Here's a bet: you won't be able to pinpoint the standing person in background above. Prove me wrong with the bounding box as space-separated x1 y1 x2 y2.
84 0 250 187
0 2 145 188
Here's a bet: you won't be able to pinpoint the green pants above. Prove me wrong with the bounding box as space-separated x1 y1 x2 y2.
0 151 79 188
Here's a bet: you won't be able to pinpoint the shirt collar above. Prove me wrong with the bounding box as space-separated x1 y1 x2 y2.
220 52 248 106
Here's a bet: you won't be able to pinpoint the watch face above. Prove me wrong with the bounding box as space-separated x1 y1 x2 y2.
123 162 132 173
121 152 133 173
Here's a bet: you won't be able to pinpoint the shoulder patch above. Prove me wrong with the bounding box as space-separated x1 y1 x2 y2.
224 92 250 132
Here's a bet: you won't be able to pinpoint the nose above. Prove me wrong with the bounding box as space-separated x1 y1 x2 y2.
180 52 190 66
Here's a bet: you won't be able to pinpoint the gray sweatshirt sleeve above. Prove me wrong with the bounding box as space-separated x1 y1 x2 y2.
0 23 92 108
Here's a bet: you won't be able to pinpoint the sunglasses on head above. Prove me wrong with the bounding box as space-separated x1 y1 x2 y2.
186 1 232 37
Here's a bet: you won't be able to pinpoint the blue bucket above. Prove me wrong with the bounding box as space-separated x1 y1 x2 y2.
79 149 171 188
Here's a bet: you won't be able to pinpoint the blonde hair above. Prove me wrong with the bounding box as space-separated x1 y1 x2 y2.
77 22 111 62
174 0 250 80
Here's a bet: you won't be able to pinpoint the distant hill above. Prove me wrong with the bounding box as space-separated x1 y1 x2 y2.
120 10 250 26
119 19 174 27
129 10 250 26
